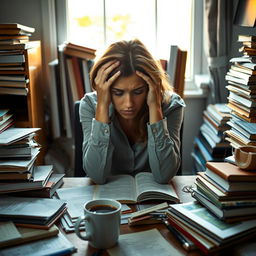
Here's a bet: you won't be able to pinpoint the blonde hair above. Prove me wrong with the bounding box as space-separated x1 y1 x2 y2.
90 39 173 142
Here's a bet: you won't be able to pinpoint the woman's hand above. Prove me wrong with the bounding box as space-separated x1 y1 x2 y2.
95 61 120 123
136 70 163 124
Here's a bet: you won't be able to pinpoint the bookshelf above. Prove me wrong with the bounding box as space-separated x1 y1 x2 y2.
0 41 46 163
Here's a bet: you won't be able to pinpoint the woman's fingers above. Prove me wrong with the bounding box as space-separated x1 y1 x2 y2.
96 61 120 86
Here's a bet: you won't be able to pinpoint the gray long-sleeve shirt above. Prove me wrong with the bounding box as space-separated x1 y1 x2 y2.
79 91 185 184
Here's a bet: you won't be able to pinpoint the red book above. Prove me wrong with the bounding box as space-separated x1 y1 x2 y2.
71 57 84 99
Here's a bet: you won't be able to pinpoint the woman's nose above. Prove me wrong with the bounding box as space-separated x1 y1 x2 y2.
124 94 133 108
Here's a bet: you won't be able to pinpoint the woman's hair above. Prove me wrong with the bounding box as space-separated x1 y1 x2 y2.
90 39 173 142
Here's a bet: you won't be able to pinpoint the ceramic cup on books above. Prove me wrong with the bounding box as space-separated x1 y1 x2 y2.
234 146 256 171
75 199 121 249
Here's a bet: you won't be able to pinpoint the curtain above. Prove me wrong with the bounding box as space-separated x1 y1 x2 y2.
204 0 234 104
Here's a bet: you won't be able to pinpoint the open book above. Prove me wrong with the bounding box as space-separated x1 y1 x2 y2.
93 172 180 204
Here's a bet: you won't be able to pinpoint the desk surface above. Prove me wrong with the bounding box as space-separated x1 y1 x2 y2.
61 176 256 256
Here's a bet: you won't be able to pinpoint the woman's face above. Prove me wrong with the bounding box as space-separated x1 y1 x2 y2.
111 73 148 120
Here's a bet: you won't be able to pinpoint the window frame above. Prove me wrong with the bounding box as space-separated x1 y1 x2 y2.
55 0 205 92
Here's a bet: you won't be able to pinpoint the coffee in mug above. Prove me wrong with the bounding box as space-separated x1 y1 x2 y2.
75 199 121 249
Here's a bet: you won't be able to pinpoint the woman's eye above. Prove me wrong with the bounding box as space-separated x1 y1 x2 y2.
112 90 123 96
133 89 144 95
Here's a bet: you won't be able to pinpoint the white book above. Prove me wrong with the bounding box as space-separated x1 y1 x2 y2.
0 128 40 145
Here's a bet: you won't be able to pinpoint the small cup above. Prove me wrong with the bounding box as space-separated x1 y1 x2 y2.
234 146 256 171
75 199 121 249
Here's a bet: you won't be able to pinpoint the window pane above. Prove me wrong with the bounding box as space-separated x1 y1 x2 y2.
157 0 193 79
67 0 104 50
105 0 155 53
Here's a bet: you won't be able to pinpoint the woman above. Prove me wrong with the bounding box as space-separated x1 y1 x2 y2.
79 39 185 184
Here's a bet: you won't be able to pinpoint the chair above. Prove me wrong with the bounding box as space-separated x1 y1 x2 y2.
74 100 85 177
74 101 183 176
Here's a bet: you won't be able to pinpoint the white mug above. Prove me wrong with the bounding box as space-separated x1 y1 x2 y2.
75 199 121 249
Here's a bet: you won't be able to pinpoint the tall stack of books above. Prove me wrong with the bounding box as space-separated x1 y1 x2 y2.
225 34 256 150
0 125 64 197
166 161 256 254
192 104 232 173
193 162 256 222
0 23 37 96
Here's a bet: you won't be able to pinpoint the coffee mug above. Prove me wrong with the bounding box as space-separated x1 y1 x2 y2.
75 199 121 249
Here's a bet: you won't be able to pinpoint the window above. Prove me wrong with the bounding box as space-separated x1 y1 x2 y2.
62 0 203 90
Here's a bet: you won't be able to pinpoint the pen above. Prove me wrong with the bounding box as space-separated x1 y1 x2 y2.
162 218 194 251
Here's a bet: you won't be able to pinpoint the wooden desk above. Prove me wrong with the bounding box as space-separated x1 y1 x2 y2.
61 176 256 256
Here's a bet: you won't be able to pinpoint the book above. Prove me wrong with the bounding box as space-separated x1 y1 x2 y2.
0 232 76 256
205 162 256 182
238 35 256 42
71 57 84 98
167 45 178 85
58 43 72 138
227 118 256 140
0 127 40 145
0 23 35 33
0 54 25 64
107 229 178 256
0 222 59 248
195 176 256 207
225 129 256 146
0 196 67 228
226 85 256 99
93 172 180 204
56 186 94 220
231 64 256 75
0 87 28 96
9 173 65 198
167 201 256 253
48 59 62 139
64 42 96 60
192 189 256 221
0 109 9 121
81 59 92 93
195 175 256 201
0 41 40 50
65 57 79 102
0 165 54 193
228 91 256 108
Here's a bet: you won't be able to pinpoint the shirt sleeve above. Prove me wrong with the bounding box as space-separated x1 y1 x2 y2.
79 96 114 184
147 105 184 183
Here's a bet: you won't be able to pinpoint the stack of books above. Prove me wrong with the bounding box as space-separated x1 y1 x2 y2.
166 201 256 255
0 23 37 96
225 34 256 149
192 103 232 173
0 127 64 197
55 42 96 138
193 162 256 222
0 109 13 133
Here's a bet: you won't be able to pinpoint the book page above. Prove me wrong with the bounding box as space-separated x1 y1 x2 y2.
56 186 94 219
93 175 137 203
135 172 179 203
107 229 181 256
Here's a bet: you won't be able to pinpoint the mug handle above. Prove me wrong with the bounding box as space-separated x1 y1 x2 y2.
75 215 92 241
